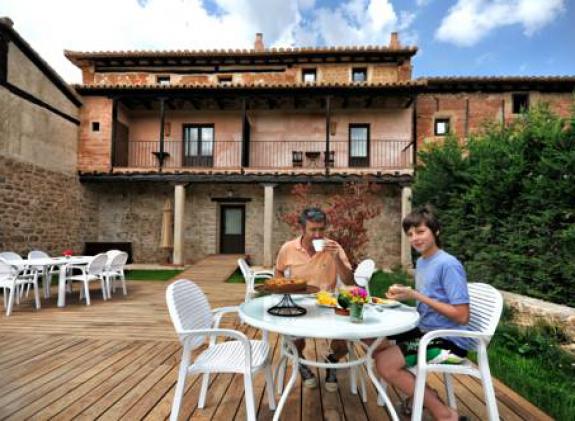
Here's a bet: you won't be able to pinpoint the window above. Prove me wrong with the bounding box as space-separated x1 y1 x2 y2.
434 118 450 136
183 124 214 167
91 122 100 132
218 75 233 86
156 76 171 86
512 93 529 114
302 68 317 83
349 124 369 167
352 67 367 83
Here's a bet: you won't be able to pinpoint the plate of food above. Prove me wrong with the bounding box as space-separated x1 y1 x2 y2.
371 296 401 308
315 291 338 308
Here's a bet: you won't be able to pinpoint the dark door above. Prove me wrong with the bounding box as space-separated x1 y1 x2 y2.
220 205 245 254
183 124 214 167
113 122 129 166
348 124 370 167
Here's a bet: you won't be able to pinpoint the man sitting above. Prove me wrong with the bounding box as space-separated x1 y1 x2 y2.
275 207 353 391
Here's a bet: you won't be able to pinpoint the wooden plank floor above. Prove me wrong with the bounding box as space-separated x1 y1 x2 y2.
0 255 552 420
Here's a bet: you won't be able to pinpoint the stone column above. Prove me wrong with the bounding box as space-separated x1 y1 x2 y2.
263 184 276 268
401 186 413 268
173 184 186 265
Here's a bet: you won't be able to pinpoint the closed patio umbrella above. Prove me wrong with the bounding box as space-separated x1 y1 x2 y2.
160 199 173 250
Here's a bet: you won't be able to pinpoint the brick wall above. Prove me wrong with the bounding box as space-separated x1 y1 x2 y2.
78 97 113 172
416 92 574 149
0 155 99 255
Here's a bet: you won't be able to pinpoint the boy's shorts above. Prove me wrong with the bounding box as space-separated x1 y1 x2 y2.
388 328 468 368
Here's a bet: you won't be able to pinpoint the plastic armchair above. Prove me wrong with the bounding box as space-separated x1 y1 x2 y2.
66 253 108 305
410 283 503 421
102 251 128 297
354 258 376 295
0 259 40 316
166 279 275 421
28 250 59 298
237 258 274 302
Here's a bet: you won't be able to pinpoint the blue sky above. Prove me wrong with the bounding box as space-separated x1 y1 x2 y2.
1 0 573 82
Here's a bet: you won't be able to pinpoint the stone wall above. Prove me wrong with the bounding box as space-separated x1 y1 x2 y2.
92 181 402 269
0 155 98 255
502 291 575 342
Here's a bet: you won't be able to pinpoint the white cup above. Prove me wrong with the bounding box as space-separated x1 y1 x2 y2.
312 239 326 252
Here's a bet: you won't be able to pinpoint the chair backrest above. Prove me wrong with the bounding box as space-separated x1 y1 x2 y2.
354 259 376 292
106 249 122 258
108 251 128 272
467 283 504 344
166 279 213 348
237 258 253 279
87 253 109 276
0 259 18 281
28 250 50 260
0 252 23 262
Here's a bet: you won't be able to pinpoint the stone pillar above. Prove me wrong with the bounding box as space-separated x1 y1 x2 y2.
263 184 276 268
173 184 186 265
401 186 413 268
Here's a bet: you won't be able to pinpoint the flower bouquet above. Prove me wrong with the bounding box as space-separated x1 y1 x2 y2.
348 287 369 322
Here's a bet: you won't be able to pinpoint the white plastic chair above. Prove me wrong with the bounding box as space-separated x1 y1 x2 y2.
28 250 59 298
353 258 376 294
66 253 108 305
411 283 504 421
166 279 275 421
237 258 274 302
0 259 40 316
102 251 128 297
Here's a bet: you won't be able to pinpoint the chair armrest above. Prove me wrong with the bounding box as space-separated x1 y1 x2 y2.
211 306 240 326
254 269 274 277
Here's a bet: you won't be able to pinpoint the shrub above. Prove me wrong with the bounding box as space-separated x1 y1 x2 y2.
412 102 575 306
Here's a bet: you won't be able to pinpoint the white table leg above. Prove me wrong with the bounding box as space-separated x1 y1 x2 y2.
57 264 67 308
273 337 299 421
43 267 50 299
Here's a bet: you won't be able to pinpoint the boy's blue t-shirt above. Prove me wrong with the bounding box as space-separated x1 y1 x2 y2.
415 249 472 350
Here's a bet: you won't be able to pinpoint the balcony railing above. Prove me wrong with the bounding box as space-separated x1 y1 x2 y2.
113 139 413 170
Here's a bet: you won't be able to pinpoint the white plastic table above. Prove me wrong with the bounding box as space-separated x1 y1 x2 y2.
18 256 94 307
239 295 420 421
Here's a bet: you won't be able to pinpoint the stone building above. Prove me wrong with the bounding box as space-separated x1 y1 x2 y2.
1 17 574 269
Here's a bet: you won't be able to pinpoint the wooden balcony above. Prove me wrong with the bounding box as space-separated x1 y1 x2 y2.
112 139 414 173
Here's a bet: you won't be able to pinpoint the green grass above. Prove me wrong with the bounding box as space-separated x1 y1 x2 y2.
486 318 575 420
124 269 182 281
226 269 270 284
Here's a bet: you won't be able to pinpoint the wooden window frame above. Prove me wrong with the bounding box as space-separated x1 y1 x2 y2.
348 123 370 167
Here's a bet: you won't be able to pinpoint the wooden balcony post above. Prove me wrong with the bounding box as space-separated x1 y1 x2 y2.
241 97 250 167
159 97 166 170
324 95 331 174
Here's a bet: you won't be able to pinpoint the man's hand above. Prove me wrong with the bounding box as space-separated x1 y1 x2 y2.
323 239 340 257
386 284 415 301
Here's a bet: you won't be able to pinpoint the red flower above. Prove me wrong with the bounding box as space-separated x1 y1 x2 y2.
62 249 74 257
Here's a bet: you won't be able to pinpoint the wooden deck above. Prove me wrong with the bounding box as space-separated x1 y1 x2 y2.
0 255 552 420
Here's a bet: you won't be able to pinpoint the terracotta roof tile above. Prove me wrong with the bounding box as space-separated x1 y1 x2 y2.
64 45 417 61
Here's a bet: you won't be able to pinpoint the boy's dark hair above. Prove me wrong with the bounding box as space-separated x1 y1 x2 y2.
402 205 442 246
299 207 327 226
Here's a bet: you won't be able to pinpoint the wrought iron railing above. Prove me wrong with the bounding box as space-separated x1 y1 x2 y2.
113 139 413 170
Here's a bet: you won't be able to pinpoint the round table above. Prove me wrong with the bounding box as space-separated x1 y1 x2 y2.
239 295 420 421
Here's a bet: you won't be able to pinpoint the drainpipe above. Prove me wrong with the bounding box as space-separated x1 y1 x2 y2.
325 95 331 175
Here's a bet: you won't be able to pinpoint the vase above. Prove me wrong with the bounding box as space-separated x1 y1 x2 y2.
349 303 364 323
